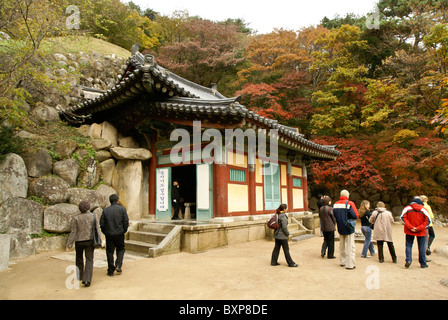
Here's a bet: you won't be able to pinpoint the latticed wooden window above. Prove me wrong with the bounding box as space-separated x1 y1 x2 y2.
293 178 302 188
229 169 246 182
263 162 281 210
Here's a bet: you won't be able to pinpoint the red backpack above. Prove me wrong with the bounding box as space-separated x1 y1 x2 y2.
267 213 279 230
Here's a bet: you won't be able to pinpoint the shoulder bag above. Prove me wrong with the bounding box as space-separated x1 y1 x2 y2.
267 213 280 230
344 201 356 233
92 213 102 249
370 211 382 230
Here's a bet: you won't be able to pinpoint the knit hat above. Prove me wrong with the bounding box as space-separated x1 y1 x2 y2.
411 198 424 206
322 196 332 206
79 201 90 213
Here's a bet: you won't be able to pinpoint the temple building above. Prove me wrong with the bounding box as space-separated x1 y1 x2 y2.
61 52 340 224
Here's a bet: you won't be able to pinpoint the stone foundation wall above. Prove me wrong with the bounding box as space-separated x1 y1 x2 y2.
181 213 318 254
182 220 268 254
0 119 152 259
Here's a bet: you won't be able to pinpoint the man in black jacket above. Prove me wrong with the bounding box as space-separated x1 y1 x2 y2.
100 194 129 276
171 180 181 220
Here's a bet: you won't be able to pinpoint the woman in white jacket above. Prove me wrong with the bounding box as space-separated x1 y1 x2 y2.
369 202 397 264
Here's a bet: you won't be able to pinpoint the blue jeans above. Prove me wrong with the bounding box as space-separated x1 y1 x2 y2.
405 234 427 267
361 226 375 257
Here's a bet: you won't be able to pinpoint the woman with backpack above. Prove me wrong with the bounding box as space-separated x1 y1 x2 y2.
271 204 298 267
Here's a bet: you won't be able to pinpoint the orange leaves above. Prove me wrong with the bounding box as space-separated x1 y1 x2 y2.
240 26 327 82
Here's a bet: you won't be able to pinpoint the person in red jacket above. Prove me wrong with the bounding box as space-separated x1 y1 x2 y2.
400 198 431 268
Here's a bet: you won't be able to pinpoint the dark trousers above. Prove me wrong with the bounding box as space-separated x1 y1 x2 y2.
105 234 125 274
321 231 335 258
271 239 295 266
172 201 180 219
75 240 94 283
405 234 427 266
377 241 397 262
427 227 435 250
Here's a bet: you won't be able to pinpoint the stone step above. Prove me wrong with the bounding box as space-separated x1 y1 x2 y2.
128 230 167 244
291 234 315 242
138 223 174 234
289 229 309 238
288 224 300 231
125 240 158 254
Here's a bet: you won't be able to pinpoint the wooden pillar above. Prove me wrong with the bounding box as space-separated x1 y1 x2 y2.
248 164 256 215
214 163 228 217
287 162 293 212
302 164 309 212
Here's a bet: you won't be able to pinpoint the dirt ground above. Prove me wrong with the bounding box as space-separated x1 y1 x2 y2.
1 224 447 300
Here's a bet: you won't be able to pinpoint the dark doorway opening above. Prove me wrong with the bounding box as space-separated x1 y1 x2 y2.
172 165 197 219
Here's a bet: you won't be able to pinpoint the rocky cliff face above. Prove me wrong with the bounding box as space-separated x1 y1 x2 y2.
27 51 127 123
1 119 152 258
0 51 151 259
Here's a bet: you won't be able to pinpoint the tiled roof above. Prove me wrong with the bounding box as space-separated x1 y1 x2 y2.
60 53 340 160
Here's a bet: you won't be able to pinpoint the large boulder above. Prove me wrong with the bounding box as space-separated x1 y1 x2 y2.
54 140 77 159
99 159 115 186
96 150 112 163
0 234 10 271
89 123 102 139
30 105 59 123
44 203 80 233
0 153 28 205
77 124 91 137
101 121 118 147
96 185 117 207
110 147 152 161
435 245 448 259
8 228 35 259
77 157 100 188
112 160 143 220
68 188 108 210
28 176 70 204
91 138 111 151
22 148 53 178
0 197 43 234
53 159 80 186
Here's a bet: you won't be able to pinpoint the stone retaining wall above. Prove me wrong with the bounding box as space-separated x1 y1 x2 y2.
0 119 151 259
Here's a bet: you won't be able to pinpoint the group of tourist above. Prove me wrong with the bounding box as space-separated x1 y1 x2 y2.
316 190 435 270
271 189 435 270
66 188 435 287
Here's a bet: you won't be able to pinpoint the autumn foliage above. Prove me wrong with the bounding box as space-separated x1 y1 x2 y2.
311 132 448 210
3 1 448 213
